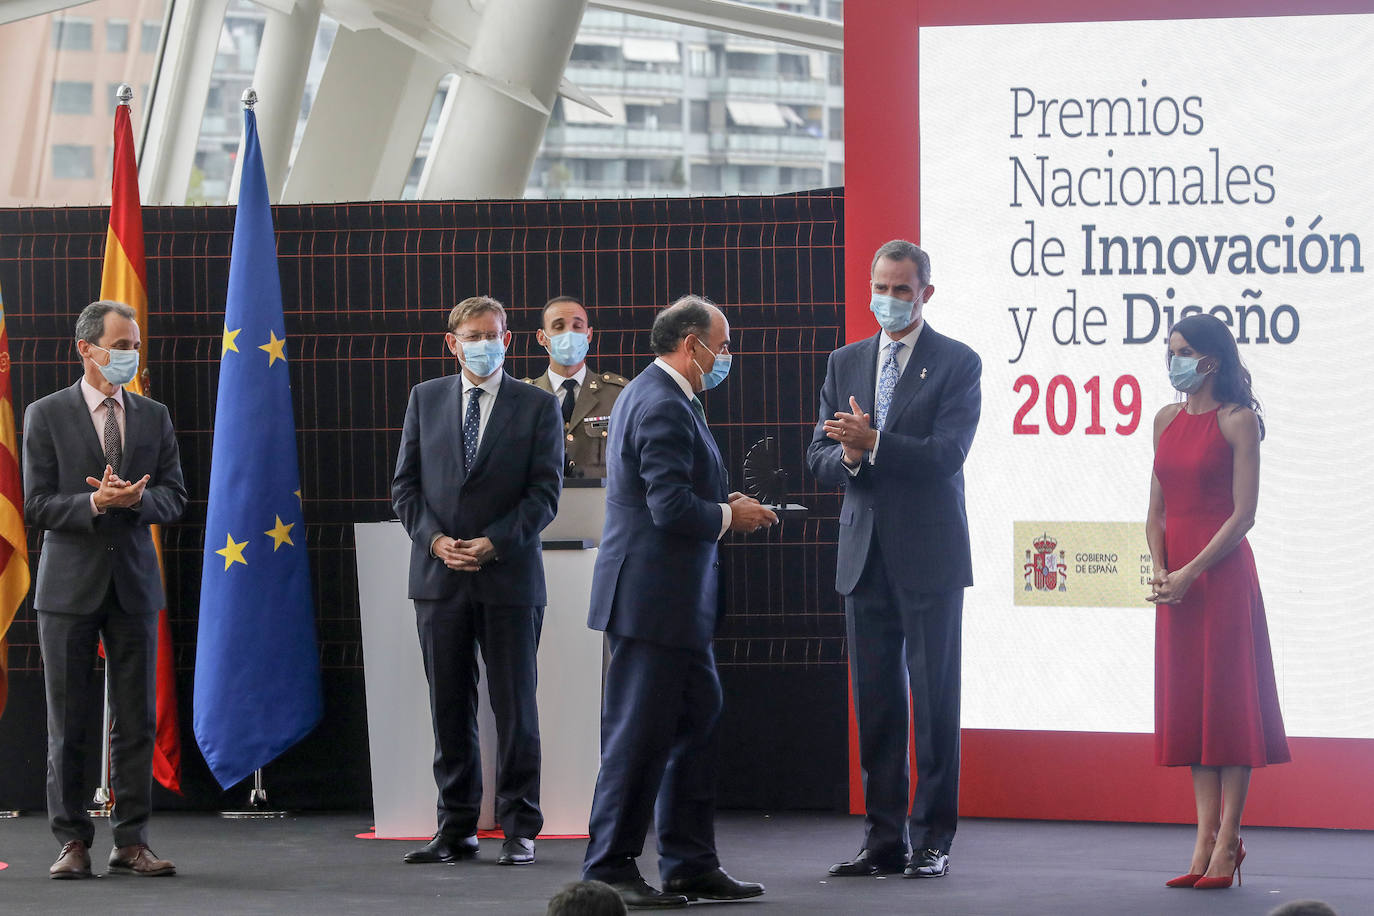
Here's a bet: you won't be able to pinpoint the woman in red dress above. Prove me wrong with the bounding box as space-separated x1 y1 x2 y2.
1147 314 1289 890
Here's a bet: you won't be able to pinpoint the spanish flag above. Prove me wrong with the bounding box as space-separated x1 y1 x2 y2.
100 90 181 792
0 282 31 719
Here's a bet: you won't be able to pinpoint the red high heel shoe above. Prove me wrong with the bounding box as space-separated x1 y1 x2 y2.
1194 838 1245 889
1165 873 1204 888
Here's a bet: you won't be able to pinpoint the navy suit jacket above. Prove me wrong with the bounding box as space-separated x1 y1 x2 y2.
392 371 563 606
807 324 981 595
22 381 187 615
587 363 728 650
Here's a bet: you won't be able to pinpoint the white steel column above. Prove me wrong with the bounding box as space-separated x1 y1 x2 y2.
417 0 587 200
281 25 447 203
139 0 231 204
228 0 322 203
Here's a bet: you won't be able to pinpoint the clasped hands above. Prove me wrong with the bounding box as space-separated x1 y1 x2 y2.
1147 566 1197 605
434 535 497 572
86 464 149 511
823 396 879 465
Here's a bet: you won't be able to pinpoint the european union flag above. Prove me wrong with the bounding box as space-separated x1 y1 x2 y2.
194 104 322 789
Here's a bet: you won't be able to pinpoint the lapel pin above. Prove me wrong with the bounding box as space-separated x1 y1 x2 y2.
920 367 928 380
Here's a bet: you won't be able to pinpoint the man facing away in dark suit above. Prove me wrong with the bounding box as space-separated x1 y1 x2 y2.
808 240 982 881
521 295 629 479
22 300 187 879
392 296 563 868
581 296 777 910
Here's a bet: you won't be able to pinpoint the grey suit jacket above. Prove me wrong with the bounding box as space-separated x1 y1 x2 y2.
807 325 982 595
22 380 188 615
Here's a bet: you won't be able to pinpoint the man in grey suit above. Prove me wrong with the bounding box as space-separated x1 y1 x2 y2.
808 241 981 881
392 296 563 868
22 300 187 879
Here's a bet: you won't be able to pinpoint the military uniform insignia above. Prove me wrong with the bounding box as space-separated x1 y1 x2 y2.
524 367 628 477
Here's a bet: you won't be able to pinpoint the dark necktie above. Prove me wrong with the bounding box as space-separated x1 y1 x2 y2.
102 397 122 469
462 388 482 471
690 396 707 423
560 378 577 426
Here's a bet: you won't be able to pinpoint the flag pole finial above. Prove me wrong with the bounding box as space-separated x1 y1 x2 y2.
116 84 133 106
241 88 258 110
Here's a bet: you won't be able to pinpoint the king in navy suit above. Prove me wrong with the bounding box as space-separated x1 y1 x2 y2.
808 241 982 881
581 296 777 910
392 296 563 868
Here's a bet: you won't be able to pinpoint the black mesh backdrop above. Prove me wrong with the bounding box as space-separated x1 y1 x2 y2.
0 192 849 810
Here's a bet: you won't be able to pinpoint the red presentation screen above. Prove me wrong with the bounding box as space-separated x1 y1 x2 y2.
843 0 1374 829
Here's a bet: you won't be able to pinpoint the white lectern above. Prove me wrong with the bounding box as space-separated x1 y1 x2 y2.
356 479 606 839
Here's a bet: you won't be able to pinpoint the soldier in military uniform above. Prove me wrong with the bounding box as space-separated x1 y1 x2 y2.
522 296 628 478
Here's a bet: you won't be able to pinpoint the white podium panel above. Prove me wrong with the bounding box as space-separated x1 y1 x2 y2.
355 521 602 838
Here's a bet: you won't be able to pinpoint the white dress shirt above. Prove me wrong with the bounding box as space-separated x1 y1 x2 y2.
461 369 504 454
80 378 126 515
546 365 588 410
653 358 731 539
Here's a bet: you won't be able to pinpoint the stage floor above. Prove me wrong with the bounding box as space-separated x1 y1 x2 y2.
1 811 1369 914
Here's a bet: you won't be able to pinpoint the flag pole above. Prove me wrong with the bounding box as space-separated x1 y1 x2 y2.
87 687 114 818
212 89 289 821
86 83 139 821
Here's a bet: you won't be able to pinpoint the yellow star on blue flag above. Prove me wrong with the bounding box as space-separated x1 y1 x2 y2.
195 105 322 791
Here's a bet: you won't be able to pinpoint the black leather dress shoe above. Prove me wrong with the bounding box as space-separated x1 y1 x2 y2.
664 867 765 901
829 848 907 876
904 848 950 878
606 877 689 909
402 834 479 864
496 837 535 866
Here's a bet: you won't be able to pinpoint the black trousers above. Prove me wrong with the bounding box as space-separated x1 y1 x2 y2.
582 635 722 885
414 595 544 840
37 585 158 849
845 538 964 856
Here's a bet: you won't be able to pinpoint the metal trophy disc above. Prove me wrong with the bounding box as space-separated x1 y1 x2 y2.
742 437 808 521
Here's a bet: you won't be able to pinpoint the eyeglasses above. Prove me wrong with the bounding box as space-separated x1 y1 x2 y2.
452 331 502 343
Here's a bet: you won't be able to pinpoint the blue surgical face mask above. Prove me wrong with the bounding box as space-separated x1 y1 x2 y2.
870 292 918 334
692 340 733 391
546 330 590 367
1168 354 1208 393
90 344 140 386
459 338 506 378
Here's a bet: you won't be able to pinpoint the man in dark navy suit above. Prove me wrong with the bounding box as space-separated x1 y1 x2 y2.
392 296 563 868
808 240 981 881
581 296 777 910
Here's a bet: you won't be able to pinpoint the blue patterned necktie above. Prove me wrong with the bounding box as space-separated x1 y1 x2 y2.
462 387 482 471
874 341 903 431
690 395 707 423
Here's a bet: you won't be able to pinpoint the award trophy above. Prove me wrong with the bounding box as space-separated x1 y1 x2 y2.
742 436 808 522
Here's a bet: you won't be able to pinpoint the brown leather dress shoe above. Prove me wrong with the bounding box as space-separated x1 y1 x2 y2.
107 844 176 876
50 841 93 879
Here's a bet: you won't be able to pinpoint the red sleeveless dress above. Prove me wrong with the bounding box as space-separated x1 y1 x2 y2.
1152 407 1289 767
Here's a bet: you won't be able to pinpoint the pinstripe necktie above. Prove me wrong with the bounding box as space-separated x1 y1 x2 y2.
102 397 122 469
